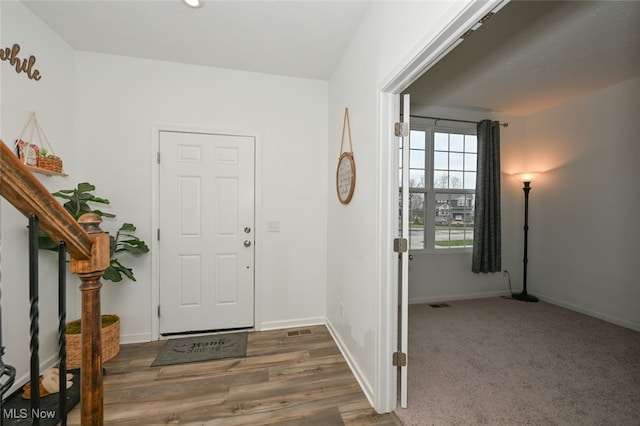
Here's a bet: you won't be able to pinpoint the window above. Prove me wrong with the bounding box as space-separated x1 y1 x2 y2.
400 124 477 252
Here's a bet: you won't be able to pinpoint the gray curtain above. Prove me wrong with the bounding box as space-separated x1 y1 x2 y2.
472 119 501 273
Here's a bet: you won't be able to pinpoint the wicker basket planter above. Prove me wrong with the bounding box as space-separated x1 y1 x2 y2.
38 156 63 173
65 314 120 369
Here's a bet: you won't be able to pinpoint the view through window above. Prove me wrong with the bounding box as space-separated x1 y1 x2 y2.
400 126 477 251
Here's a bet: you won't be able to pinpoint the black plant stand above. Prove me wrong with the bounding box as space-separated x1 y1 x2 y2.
512 181 539 303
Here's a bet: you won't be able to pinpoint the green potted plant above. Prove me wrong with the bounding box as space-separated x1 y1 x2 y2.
39 181 149 282
39 182 150 366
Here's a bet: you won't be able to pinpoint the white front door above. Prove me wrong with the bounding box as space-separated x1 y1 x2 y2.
158 131 255 335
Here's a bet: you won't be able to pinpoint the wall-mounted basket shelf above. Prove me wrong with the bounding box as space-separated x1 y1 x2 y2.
26 165 68 177
15 111 67 177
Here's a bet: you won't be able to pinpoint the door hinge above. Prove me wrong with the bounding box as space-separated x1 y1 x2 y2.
393 238 408 253
157 229 160 241
394 122 409 138
157 305 161 317
393 351 407 367
479 11 495 24
157 152 160 164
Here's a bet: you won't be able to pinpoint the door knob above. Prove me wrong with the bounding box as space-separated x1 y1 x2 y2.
244 240 252 247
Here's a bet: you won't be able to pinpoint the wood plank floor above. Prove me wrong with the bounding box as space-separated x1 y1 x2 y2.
66 325 401 425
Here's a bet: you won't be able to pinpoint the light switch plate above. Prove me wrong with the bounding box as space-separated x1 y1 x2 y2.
267 221 280 232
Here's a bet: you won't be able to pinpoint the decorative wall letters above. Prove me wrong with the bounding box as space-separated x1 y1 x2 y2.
0 43 42 81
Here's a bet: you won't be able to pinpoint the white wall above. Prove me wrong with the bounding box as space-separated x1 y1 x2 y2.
522 76 640 330
410 78 640 331
326 0 492 411
0 0 79 393
1 2 329 395
406 105 525 303
8 0 635 417
74 52 329 341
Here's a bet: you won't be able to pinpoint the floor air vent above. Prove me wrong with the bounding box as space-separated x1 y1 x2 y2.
287 329 313 337
429 303 451 308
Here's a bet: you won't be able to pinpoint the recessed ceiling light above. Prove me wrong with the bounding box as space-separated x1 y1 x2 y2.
183 0 203 8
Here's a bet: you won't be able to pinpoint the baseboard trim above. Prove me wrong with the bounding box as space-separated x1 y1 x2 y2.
258 316 325 332
409 290 510 305
123 317 326 343
536 294 640 333
409 292 640 332
120 332 152 345
325 318 375 408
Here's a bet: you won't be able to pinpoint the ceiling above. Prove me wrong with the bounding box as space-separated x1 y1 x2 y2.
407 0 640 116
21 0 369 81
20 0 640 116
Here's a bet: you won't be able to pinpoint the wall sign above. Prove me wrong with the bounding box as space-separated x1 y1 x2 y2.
336 107 356 204
1 43 42 81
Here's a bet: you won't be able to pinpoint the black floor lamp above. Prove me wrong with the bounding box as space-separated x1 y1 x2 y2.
512 172 540 303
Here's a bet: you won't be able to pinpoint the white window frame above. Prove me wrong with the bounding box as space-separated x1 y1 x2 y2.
406 120 477 254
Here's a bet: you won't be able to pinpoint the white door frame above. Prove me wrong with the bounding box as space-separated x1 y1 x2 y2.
150 123 263 341
374 0 508 412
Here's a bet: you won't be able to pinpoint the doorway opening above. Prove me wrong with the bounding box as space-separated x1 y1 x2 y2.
377 0 507 413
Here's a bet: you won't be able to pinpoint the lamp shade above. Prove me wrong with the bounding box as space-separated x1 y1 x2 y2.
515 171 541 183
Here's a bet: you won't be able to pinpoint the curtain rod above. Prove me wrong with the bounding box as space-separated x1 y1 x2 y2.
409 114 509 128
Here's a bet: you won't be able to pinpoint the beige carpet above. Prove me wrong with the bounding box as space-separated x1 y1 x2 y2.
394 297 640 425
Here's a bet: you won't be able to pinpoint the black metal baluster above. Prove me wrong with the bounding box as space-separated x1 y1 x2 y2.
29 215 40 425
58 241 67 425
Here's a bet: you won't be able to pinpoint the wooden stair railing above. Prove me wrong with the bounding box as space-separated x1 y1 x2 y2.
1 140 108 425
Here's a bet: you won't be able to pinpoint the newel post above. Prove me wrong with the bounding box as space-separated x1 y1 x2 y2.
70 213 110 425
